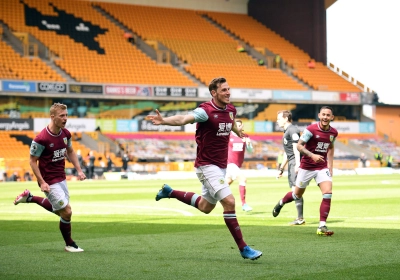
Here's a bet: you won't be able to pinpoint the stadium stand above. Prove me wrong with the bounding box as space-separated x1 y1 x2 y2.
0 0 196 86
0 40 65 81
204 11 361 92
96 2 306 90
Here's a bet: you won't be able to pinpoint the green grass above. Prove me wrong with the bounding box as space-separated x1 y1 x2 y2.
1 174 400 279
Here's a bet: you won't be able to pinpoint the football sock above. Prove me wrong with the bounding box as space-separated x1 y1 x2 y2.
223 211 247 251
31 196 53 212
239 185 246 205
282 191 295 204
60 218 73 245
296 197 304 219
320 194 332 223
170 191 200 208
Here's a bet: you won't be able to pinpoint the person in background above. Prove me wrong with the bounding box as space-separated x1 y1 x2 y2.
359 153 368 168
13 102 86 252
276 110 304 225
307 59 316 69
226 119 254 212
374 151 383 167
122 153 130 172
87 150 96 179
386 154 393 168
106 154 114 172
24 171 32 181
10 171 21 182
147 77 262 260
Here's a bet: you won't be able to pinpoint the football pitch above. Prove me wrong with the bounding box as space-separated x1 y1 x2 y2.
1 174 400 280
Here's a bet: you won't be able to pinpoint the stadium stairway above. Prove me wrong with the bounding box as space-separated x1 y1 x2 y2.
201 13 312 90
0 21 74 82
92 4 203 86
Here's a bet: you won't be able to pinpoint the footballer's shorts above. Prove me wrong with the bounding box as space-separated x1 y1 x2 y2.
295 168 332 189
225 163 241 181
287 159 297 188
195 164 232 205
45 180 70 211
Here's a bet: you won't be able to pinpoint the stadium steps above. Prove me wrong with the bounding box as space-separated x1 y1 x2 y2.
92 4 203 86
346 140 376 160
200 13 263 65
42 58 75 82
201 12 312 90
0 21 74 82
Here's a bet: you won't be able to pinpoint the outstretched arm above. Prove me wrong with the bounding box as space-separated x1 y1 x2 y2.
147 109 195 126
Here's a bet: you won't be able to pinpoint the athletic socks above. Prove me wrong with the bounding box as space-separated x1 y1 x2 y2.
30 196 53 212
170 190 201 208
223 211 247 251
296 197 304 219
320 196 332 223
60 218 74 245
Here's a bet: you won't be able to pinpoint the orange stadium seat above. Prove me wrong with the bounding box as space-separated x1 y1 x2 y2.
205 11 361 92
96 2 306 90
0 0 196 86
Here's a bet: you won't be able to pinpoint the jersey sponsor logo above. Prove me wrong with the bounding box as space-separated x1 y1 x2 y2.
315 142 330 153
232 142 244 152
217 122 232 136
53 148 66 162
292 133 300 140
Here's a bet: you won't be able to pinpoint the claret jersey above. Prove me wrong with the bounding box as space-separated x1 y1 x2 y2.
30 126 72 185
299 122 338 170
227 132 249 168
191 99 236 168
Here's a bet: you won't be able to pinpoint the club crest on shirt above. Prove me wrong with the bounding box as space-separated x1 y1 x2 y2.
63 137 68 145
219 178 225 184
58 200 64 206
330 135 334 142
229 112 234 120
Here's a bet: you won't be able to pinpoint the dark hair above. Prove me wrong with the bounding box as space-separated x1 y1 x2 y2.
235 119 242 124
208 77 226 93
320 106 333 114
277 110 292 122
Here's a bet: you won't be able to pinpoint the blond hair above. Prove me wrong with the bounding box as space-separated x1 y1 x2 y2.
50 103 67 116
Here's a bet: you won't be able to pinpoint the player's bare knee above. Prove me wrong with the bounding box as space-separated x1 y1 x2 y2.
59 205 72 220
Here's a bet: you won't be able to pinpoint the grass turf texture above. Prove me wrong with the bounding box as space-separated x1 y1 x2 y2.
1 174 400 279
